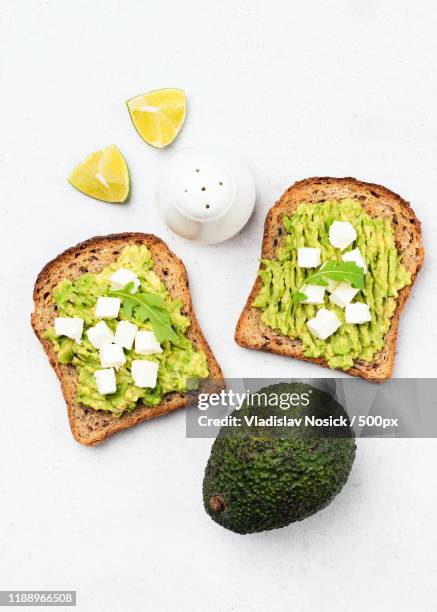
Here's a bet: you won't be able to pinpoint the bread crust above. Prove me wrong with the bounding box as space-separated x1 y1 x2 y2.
32 233 223 445
235 177 424 382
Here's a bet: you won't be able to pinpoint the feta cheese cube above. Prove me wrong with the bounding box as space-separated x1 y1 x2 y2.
329 221 357 250
345 303 372 324
87 321 115 349
329 282 359 308
307 308 341 340
326 279 339 294
99 343 126 369
110 268 140 293
94 368 116 395
95 296 121 319
115 320 138 350
300 284 325 304
134 330 163 355
55 317 84 343
342 247 368 273
297 247 321 268
131 359 159 388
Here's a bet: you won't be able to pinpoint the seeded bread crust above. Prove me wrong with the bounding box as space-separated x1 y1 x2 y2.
32 233 223 445
235 177 424 382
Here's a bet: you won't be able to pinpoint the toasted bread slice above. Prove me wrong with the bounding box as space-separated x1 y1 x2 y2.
32 233 223 445
235 177 424 382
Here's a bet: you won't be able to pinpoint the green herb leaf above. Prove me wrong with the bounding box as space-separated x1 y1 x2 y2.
108 284 177 343
302 260 364 290
140 294 165 307
292 260 365 302
292 291 308 303
135 304 148 324
122 281 135 293
122 298 134 318
118 282 164 306
142 304 177 344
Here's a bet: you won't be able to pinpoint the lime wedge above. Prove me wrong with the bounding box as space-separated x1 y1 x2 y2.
68 145 129 203
126 88 186 148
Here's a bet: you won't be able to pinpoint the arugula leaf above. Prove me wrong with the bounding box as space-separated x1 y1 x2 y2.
134 304 148 323
292 260 364 303
122 297 134 318
302 260 364 290
119 280 135 294
108 284 177 343
117 282 164 306
141 303 177 344
292 291 308 303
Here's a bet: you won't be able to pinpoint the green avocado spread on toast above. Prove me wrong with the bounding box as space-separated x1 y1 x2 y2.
252 199 411 370
44 245 209 416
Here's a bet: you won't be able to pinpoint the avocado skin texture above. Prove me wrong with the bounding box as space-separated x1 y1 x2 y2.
202 383 356 534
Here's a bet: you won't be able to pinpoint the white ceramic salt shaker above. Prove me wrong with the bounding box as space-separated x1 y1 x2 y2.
156 147 256 244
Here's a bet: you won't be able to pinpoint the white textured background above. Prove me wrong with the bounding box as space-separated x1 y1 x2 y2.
1 1 437 611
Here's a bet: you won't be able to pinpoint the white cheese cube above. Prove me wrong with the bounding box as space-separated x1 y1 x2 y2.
99 343 126 369
326 279 339 294
131 360 159 388
86 321 115 349
300 284 325 304
55 317 84 343
342 247 368 273
94 368 116 395
297 247 321 268
345 303 372 324
95 296 121 319
307 308 341 340
110 268 140 293
329 282 359 308
329 221 357 250
134 330 163 355
115 320 138 350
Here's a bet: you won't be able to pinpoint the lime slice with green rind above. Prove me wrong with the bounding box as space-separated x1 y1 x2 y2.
127 88 186 148
68 145 129 203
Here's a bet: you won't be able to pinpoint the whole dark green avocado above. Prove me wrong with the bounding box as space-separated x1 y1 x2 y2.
202 383 356 534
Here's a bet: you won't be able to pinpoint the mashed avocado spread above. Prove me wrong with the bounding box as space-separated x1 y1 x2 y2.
45 245 209 416
253 199 411 370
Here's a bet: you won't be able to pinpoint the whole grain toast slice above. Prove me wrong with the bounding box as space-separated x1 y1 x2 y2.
235 177 424 382
32 233 223 445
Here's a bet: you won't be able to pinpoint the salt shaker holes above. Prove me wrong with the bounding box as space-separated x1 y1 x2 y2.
156 147 255 243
